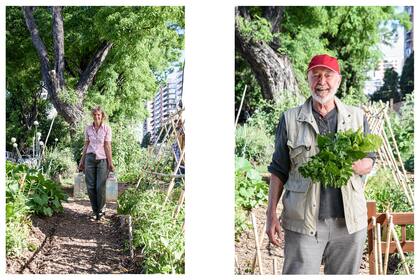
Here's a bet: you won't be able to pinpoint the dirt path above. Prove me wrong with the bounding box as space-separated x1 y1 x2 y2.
235 205 371 275
7 185 136 274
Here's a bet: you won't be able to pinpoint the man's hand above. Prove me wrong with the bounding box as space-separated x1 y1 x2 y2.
108 163 115 172
352 158 373 175
266 213 283 247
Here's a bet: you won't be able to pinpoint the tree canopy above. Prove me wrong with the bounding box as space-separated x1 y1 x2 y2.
6 6 184 149
235 6 410 117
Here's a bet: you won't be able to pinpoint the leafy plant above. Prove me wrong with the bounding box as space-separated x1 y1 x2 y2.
41 146 77 181
235 124 274 167
7 161 68 217
6 172 31 256
388 93 414 172
299 129 382 188
235 157 269 211
118 188 184 274
235 207 251 240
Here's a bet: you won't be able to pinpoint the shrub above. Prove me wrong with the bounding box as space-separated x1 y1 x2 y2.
41 146 77 180
235 157 268 237
6 173 31 256
118 188 184 274
7 161 68 217
388 93 414 171
365 167 413 213
365 167 413 240
235 124 274 167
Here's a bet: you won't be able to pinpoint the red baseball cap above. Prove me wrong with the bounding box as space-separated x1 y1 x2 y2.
307 54 340 74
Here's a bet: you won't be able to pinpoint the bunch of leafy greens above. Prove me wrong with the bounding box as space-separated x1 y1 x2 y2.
298 129 382 188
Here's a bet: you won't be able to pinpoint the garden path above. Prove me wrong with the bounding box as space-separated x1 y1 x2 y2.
8 185 136 274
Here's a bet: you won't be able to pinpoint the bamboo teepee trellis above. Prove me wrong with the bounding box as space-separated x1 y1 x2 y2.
363 101 414 206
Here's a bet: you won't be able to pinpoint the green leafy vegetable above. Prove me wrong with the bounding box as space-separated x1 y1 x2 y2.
298 129 382 188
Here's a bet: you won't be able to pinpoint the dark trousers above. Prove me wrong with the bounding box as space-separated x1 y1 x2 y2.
84 153 108 214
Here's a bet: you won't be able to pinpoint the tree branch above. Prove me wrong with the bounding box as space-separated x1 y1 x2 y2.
52 6 65 90
22 7 51 85
75 41 113 97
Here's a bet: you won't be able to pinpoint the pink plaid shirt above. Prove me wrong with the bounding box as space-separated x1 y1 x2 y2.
85 123 112 160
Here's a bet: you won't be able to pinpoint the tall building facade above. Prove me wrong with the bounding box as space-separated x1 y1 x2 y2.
404 6 414 60
143 68 184 142
364 23 405 96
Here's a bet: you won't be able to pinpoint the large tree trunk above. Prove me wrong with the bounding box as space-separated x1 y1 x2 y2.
235 7 301 103
23 6 112 131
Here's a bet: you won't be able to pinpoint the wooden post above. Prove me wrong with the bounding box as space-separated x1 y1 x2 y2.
251 220 267 273
128 215 134 260
389 219 411 274
376 223 383 274
251 212 264 275
235 85 247 128
273 257 278 275
383 212 392 274
372 216 378 275
367 201 377 275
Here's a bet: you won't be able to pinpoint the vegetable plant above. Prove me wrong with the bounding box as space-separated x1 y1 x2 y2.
299 129 382 188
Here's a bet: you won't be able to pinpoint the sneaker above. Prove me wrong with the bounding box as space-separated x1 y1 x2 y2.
95 213 101 221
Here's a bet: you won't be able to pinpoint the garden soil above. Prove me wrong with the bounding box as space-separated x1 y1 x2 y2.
6 184 138 274
235 204 371 275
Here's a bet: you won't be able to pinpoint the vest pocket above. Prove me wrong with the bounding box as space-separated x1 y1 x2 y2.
288 144 311 167
348 175 367 222
282 179 310 221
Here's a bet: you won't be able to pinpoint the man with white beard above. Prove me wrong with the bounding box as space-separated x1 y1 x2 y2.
266 54 375 274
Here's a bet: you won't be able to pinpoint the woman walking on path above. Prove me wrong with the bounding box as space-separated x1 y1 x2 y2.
78 106 115 221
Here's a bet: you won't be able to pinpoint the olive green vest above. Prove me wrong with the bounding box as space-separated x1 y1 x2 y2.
281 97 367 236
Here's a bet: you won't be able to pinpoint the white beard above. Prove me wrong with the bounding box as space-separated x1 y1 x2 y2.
311 87 338 105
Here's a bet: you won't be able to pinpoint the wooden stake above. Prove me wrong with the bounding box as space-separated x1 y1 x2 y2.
251 220 267 273
376 223 383 274
372 216 378 275
251 212 264 275
235 254 241 274
164 149 185 204
383 212 392 274
128 215 134 260
173 189 185 219
389 219 411 274
273 257 278 275
235 85 247 128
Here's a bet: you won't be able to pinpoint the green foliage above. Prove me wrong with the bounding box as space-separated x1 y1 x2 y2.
118 188 184 274
299 129 382 187
370 68 400 102
237 16 273 43
7 6 184 132
399 51 414 100
247 96 302 135
394 253 414 274
365 167 413 213
7 161 68 217
41 146 77 180
235 124 274 167
235 6 409 111
235 157 268 237
235 157 269 211
110 123 143 182
235 207 251 240
388 93 414 171
6 172 31 256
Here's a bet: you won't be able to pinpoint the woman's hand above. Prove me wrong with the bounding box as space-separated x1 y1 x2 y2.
108 163 115 172
78 162 84 172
